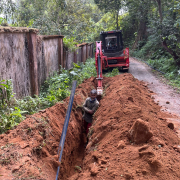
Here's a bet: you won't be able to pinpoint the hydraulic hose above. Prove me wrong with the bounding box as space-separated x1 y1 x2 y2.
97 48 101 77
98 54 101 77
55 81 77 180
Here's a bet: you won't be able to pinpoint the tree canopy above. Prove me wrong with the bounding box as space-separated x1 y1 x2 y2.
94 0 122 30
0 0 16 23
0 0 180 66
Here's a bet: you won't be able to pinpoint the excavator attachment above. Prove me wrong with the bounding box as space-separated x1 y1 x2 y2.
95 42 103 95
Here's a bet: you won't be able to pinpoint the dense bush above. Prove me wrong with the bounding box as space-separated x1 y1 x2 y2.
104 68 119 77
147 58 180 87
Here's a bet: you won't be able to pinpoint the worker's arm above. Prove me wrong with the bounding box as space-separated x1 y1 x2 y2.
83 99 92 113
91 102 99 114
83 99 99 114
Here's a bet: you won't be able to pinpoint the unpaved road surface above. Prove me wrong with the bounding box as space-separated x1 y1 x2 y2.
129 57 180 135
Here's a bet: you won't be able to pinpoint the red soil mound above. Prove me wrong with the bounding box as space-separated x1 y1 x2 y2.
0 77 96 180
70 74 180 180
0 74 180 180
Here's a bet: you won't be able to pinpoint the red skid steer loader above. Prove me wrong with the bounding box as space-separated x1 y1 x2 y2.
95 30 129 95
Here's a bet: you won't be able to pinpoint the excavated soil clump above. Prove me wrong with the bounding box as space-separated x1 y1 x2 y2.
0 74 180 180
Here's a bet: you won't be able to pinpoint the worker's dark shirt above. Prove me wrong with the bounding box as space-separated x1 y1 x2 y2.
83 97 99 123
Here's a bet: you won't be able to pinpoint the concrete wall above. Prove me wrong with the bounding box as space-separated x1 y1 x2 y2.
37 36 64 90
63 42 94 69
37 36 45 90
0 27 94 98
66 51 74 69
43 39 59 76
88 43 93 58
0 32 31 98
82 45 87 63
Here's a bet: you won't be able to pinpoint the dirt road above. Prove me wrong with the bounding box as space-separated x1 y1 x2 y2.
129 57 180 135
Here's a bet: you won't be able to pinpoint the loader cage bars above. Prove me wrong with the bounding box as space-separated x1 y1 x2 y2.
100 30 124 53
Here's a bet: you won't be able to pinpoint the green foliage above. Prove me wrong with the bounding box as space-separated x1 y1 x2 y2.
128 0 180 63
63 37 78 51
127 0 180 82
0 17 7 25
17 96 46 114
0 80 25 134
41 69 71 106
0 58 96 134
94 0 122 30
0 79 14 106
14 0 103 42
148 58 176 73
75 59 97 82
147 58 180 88
0 0 16 23
104 68 119 77
40 58 96 105
41 58 96 104
131 33 171 60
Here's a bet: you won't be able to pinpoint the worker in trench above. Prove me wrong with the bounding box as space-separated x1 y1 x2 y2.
82 89 99 145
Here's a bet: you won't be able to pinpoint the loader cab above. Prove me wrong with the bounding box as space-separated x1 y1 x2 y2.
100 30 123 54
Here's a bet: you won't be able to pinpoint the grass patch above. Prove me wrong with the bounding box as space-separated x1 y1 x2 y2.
147 58 180 89
103 68 119 77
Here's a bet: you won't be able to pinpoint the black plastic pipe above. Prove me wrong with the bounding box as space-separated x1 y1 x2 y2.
55 81 77 180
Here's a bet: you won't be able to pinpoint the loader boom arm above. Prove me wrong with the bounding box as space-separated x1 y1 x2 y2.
95 30 129 96
95 41 103 95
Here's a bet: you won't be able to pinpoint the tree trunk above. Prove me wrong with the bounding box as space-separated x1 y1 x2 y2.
162 40 180 66
116 10 119 30
156 0 163 22
133 20 147 50
155 0 180 65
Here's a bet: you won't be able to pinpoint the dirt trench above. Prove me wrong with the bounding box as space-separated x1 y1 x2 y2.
0 74 180 180
0 77 97 180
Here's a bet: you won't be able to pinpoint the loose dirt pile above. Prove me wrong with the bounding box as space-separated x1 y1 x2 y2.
0 77 96 180
0 74 180 180
70 74 180 180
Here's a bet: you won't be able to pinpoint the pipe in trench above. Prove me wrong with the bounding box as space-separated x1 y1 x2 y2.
55 81 77 180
